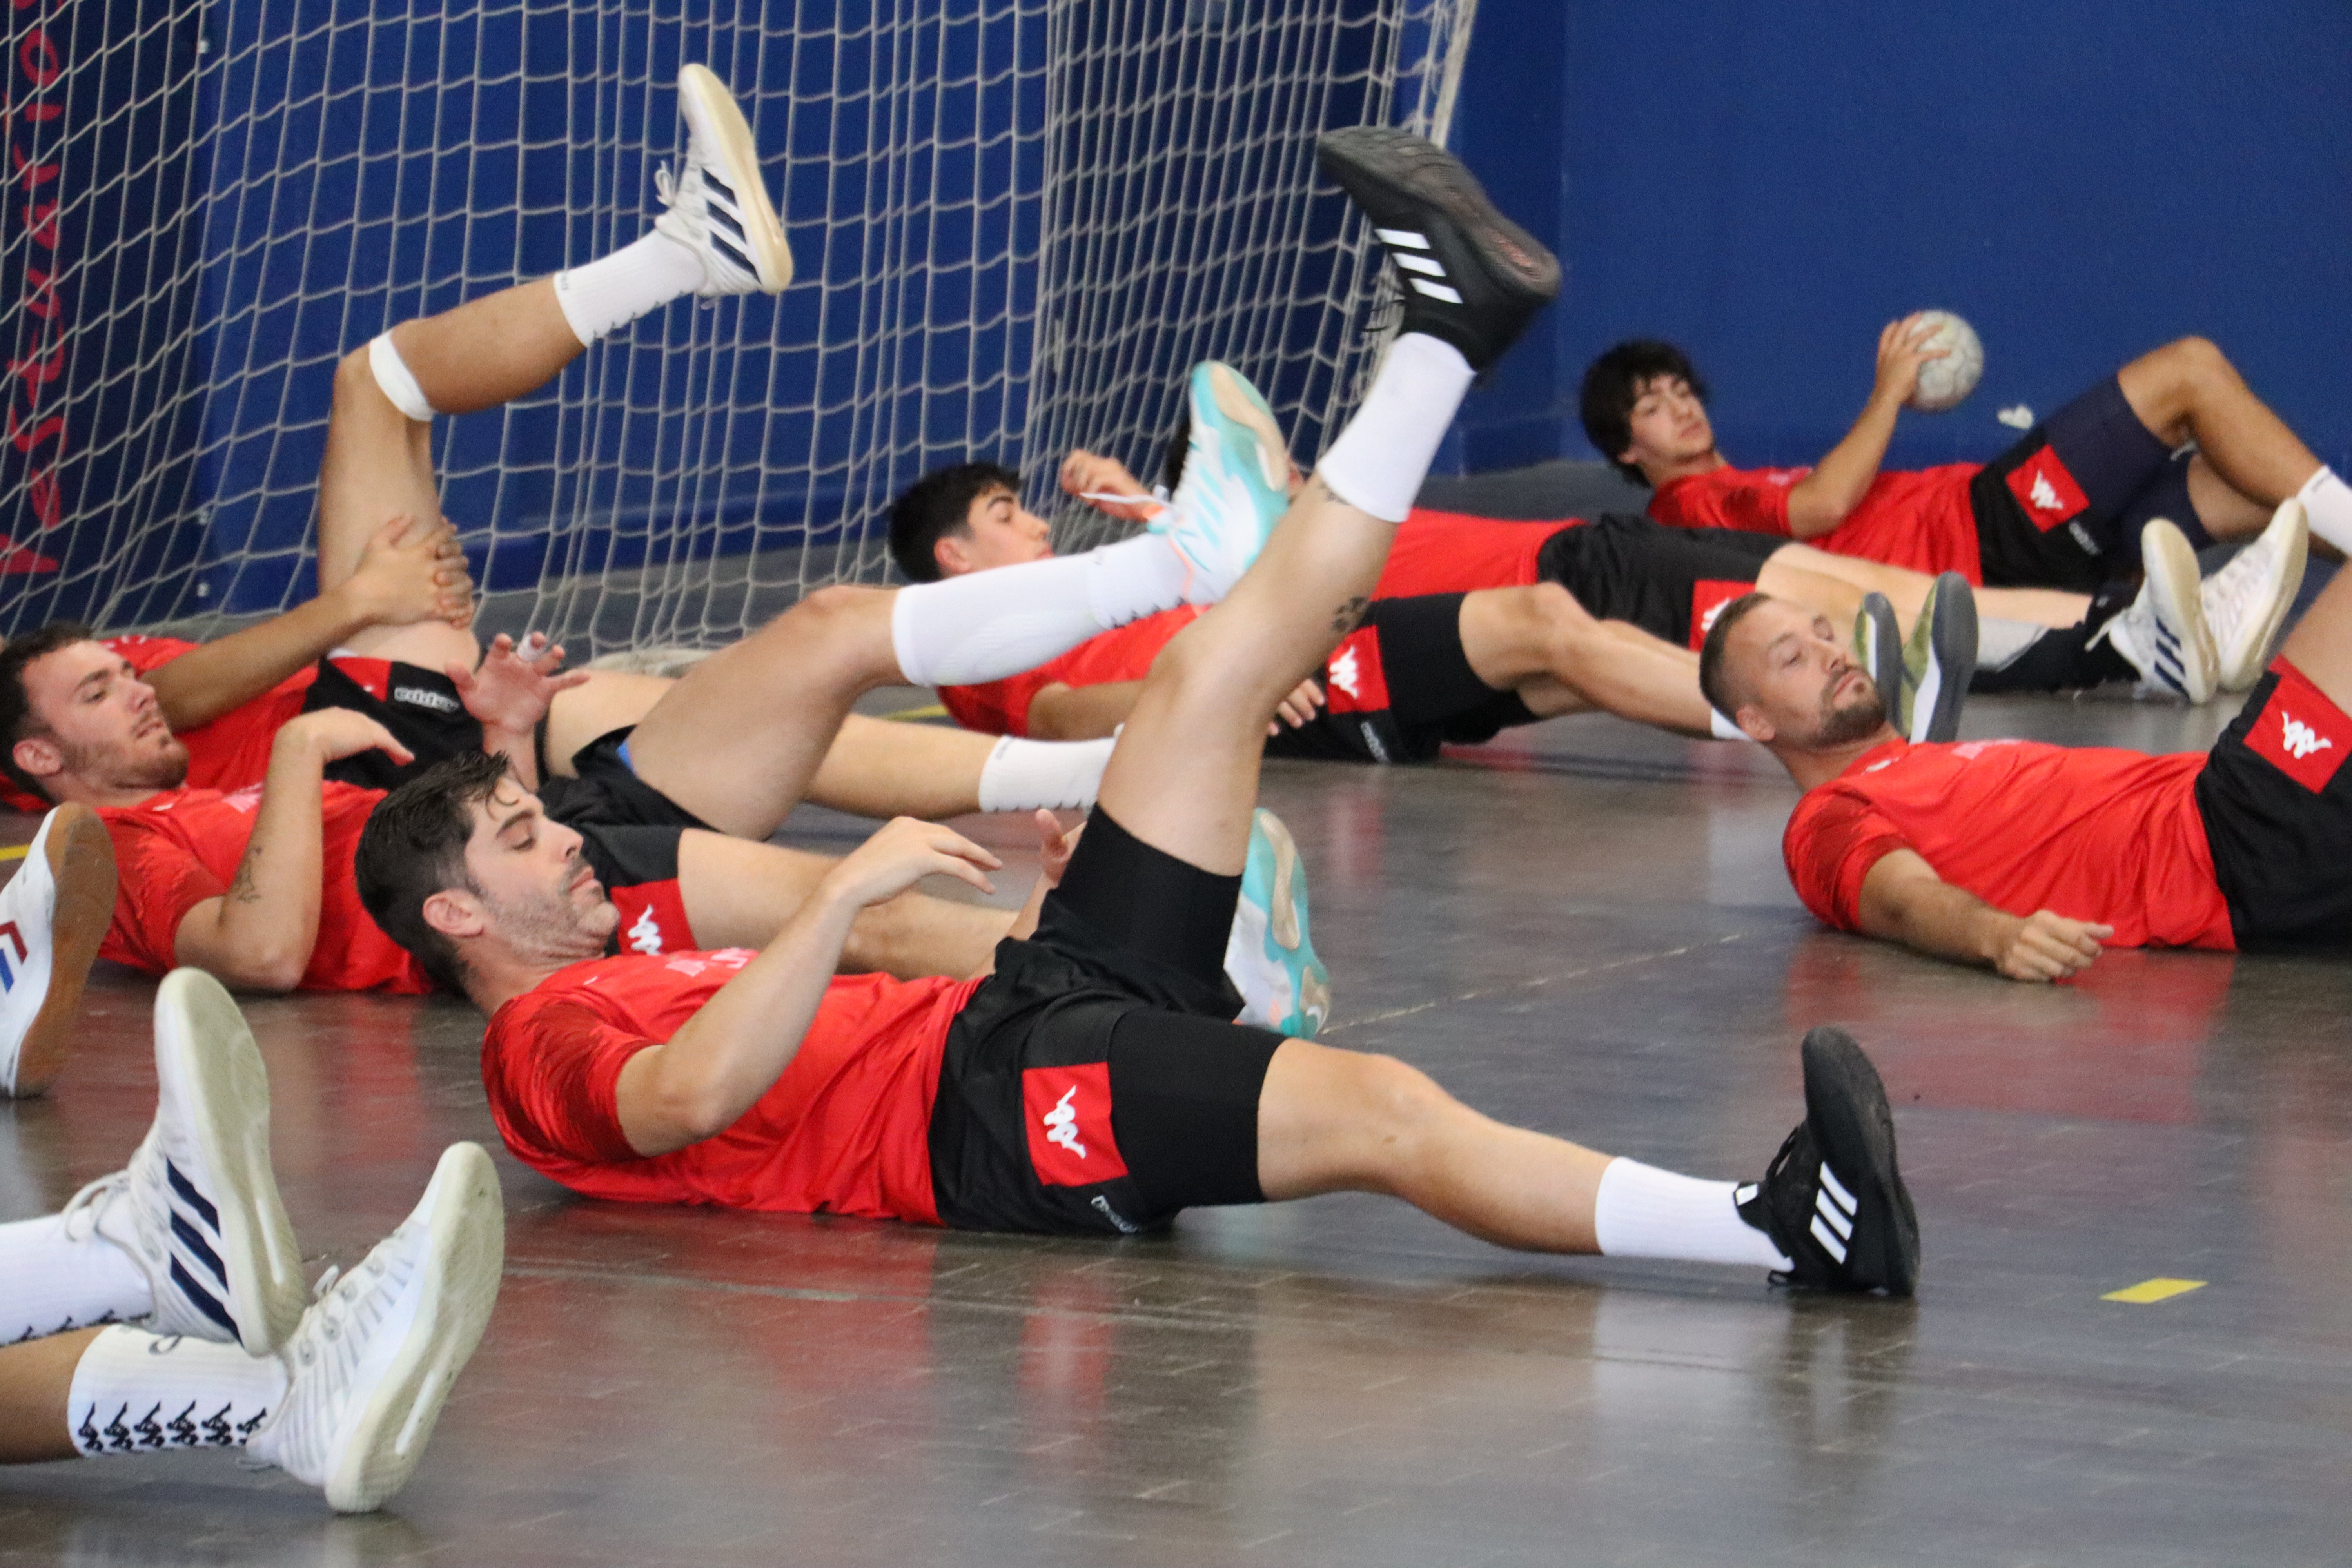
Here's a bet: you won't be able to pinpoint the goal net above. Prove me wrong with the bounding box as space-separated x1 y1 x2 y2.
3 0 1475 654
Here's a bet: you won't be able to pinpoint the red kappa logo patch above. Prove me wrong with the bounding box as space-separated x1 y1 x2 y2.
1689 579 1754 650
2246 662 2352 793
2005 447 2090 531
1322 626 1392 714
1022 1063 1128 1187
610 880 693 956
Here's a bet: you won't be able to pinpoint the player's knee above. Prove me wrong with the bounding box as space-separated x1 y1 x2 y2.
2158 334 2234 392
1336 1051 1455 1167
332 345 385 414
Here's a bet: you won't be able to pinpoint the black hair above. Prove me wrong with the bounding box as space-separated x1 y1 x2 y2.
885 462 1023 583
1577 340 1710 485
1697 591 1772 721
354 750 513 995
0 622 98 800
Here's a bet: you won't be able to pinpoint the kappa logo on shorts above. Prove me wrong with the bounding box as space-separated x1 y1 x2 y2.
1689 580 1753 650
390 684 461 714
2248 670 2352 793
1322 626 1390 714
610 880 692 958
2006 447 2090 532
1022 1063 1128 1187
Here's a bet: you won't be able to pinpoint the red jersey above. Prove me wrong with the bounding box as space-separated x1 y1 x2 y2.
939 607 1202 736
1373 508 1568 598
481 950 979 1223
96 782 434 993
1649 464 1984 582
1782 737 2232 951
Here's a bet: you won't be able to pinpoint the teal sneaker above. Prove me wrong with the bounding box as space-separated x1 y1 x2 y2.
1153 361 1295 604
1226 808 1331 1038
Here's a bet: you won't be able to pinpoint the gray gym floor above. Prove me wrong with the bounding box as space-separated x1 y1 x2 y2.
5 674 2350 1566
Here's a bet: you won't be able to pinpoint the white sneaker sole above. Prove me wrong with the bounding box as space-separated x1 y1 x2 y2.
323 1142 505 1514
3 804 114 1097
679 64 793 292
2217 499 2310 693
154 969 309 1355
2141 519 2218 704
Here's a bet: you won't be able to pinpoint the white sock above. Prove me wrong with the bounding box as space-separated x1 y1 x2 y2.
1977 616 2048 671
1707 708 1751 741
2298 467 2352 556
1315 333 1477 522
1591 1157 1792 1271
0 1211 153 1343
976 735 1115 812
67 1323 286 1456
552 230 705 346
889 539 1186 687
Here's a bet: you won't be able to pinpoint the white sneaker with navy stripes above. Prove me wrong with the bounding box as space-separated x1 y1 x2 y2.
2094 518 2218 703
653 64 793 296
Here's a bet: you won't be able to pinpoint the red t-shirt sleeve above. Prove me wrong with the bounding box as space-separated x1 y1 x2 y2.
105 634 203 674
1783 789 1916 931
488 999 653 1165
1651 470 1796 537
102 820 230 972
938 676 1039 737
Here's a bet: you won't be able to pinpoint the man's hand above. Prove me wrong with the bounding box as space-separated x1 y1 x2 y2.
275 708 414 769
1058 449 1159 522
821 817 1004 909
1989 909 2113 983
450 632 588 736
1867 314 1948 413
1270 675 1325 734
342 514 475 630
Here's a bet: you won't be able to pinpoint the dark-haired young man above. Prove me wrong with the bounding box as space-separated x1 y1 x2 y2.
357 129 1920 1299
1583 327 2352 595
1698 497 2347 982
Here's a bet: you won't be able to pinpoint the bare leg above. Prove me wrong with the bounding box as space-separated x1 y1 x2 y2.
1457 585 1712 734
675 830 1008 978
2184 452 2276 541
0 1328 97 1463
802 716 1000 820
2276 563 2352 711
2118 337 2324 539
1770 544 2090 629
1756 556 1867 629
544 670 675 773
1256 1043 1608 1251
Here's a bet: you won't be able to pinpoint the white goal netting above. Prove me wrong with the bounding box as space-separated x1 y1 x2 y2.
3 0 1474 654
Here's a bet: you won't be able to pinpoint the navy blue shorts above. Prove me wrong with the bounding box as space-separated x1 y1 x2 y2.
1971 376 2196 592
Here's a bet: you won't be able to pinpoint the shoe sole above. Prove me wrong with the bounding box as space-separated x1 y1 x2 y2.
326 1142 506 1514
679 63 793 291
2217 500 2309 693
2141 519 2218 703
1908 573 1977 744
6 804 115 1097
1245 810 1330 1038
1855 594 1902 730
155 970 309 1355
1315 128 1561 305
1206 364 1298 497
1799 1027 1919 1296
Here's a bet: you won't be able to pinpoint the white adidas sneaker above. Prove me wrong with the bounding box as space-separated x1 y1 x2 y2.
249 1142 505 1514
2094 519 2219 702
653 63 794 295
0 803 114 1098
2203 498 2309 693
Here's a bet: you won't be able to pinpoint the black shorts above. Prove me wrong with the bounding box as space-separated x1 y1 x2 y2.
1971 376 2192 592
2194 663 2352 954
1533 512 1782 649
543 727 712 958
1267 593 1536 765
928 811 1281 1238
305 659 484 791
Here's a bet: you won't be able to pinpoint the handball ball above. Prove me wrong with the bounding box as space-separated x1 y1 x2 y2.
1908 310 1983 413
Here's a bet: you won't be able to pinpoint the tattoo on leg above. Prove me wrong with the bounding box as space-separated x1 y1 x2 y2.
1332 596 1368 634
1308 475 1339 506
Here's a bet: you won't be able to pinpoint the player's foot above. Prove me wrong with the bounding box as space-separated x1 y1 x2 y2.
1157 362 1293 603
653 64 793 296
1226 809 1331 1039
1899 572 1976 743
1736 1027 1919 1297
85 971 308 1355
1851 593 1902 731
2095 519 2218 702
0 803 114 1098
1315 127 1560 372
248 1142 505 1514
2203 499 2309 693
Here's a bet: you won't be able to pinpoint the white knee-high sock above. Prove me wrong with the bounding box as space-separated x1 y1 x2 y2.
552 231 706 346
1592 1157 1793 1271
1315 333 1478 522
890 537 1189 688
67 1324 286 1456
0 1211 152 1343
2298 467 2352 556
976 735 1115 812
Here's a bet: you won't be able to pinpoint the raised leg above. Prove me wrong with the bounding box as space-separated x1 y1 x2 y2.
2118 337 2323 529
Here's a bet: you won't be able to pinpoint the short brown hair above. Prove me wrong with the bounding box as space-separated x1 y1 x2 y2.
0 622 98 800
1697 592 1772 720
354 750 513 995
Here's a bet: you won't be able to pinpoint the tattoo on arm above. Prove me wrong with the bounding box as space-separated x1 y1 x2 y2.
1332 595 1368 634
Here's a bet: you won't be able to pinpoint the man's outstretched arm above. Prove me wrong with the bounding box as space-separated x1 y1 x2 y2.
1783 316 1943 541
613 818 1002 1156
1856 847 2112 982
143 517 473 731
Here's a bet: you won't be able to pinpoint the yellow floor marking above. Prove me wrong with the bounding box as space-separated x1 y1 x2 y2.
2102 1277 2207 1304
880 704 948 722
0 844 26 862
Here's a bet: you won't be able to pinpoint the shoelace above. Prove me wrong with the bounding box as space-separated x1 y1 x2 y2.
58 1171 127 1244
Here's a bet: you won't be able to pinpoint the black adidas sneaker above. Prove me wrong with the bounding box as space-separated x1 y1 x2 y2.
1315 127 1561 372
1736 1027 1920 1296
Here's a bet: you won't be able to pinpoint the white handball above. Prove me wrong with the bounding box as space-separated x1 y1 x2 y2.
1907 309 1983 413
